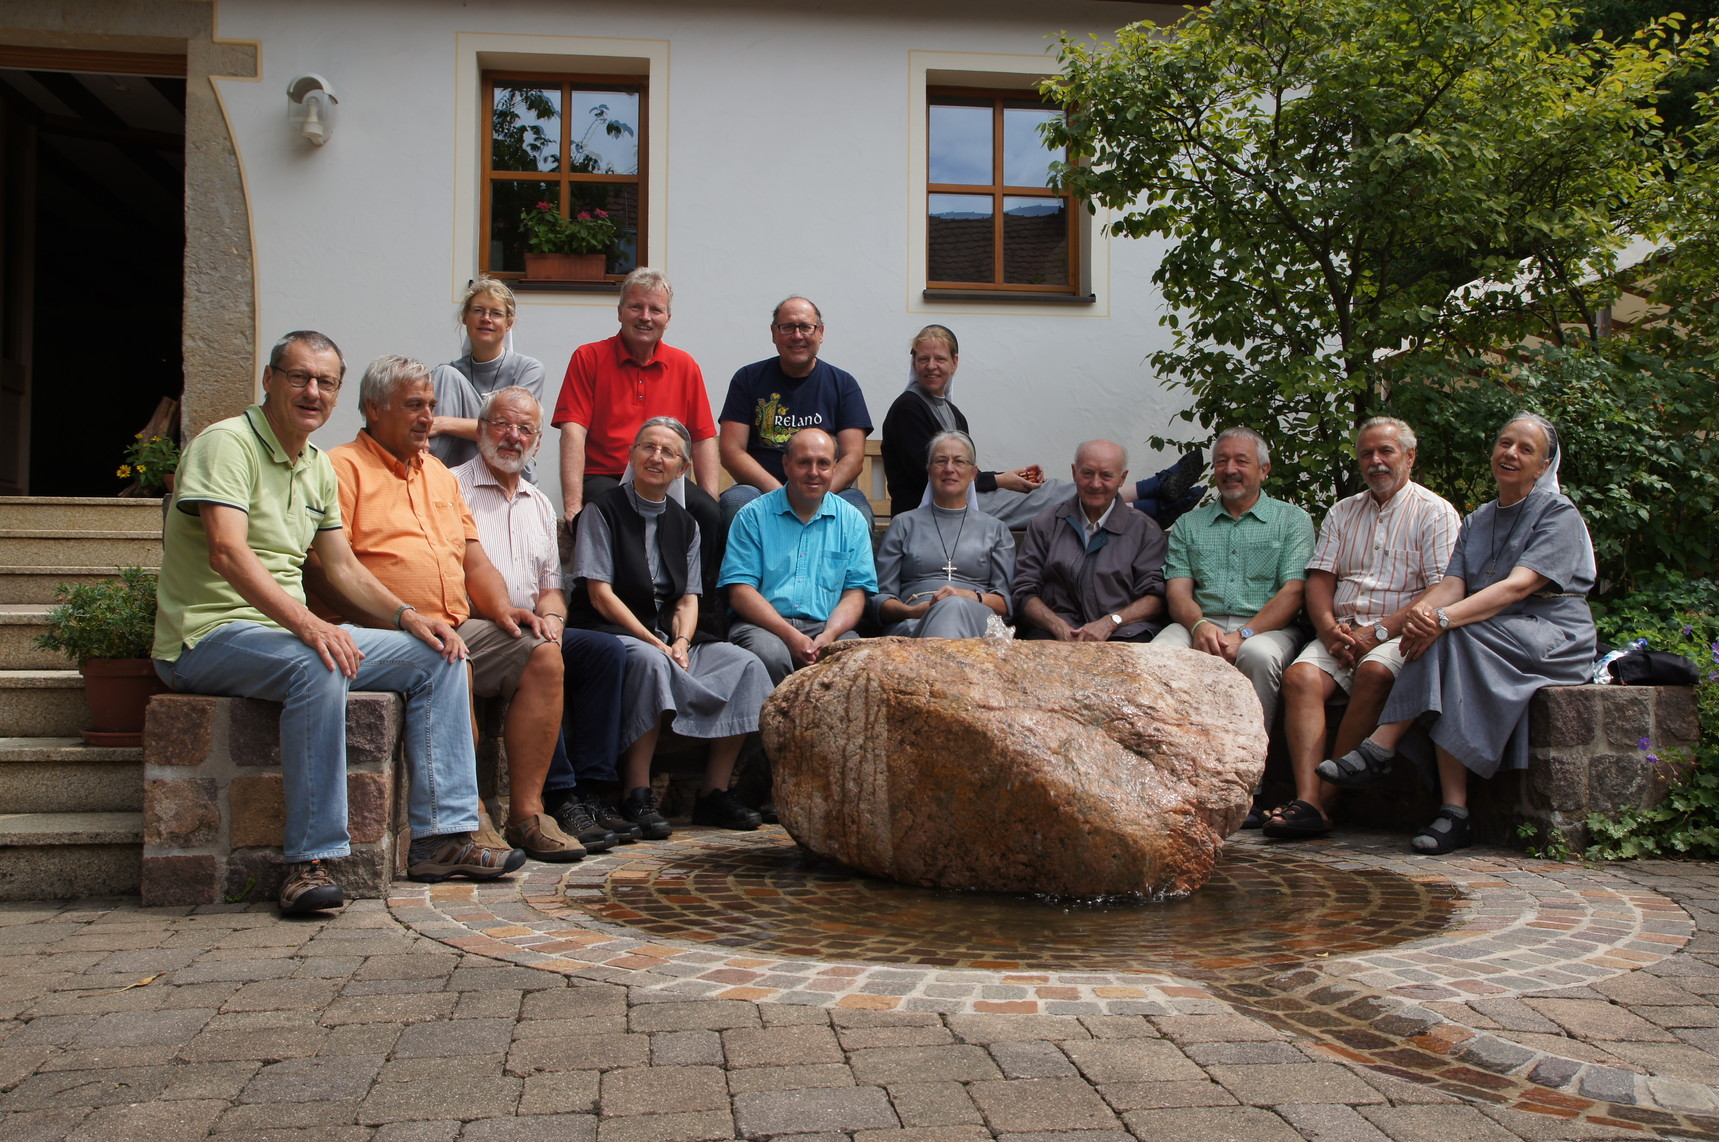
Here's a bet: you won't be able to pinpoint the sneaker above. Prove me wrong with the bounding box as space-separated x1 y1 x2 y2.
279 859 344 913
551 796 617 853
619 786 674 841
587 793 643 843
407 833 528 882
503 813 586 863
692 787 763 831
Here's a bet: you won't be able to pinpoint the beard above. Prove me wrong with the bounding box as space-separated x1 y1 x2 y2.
479 436 530 475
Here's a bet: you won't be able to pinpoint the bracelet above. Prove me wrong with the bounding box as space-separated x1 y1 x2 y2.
392 603 416 629
541 613 565 625
672 634 691 645
1190 618 1214 635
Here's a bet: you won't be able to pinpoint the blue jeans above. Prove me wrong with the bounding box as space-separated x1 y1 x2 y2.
157 621 480 861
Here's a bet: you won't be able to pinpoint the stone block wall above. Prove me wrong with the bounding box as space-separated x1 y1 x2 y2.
141 693 406 907
1335 685 1701 849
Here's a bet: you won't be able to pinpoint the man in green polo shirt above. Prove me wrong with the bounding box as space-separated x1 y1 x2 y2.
152 330 524 915
1152 426 1315 730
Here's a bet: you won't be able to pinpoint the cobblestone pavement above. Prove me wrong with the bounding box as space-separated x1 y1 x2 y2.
7 829 1719 1141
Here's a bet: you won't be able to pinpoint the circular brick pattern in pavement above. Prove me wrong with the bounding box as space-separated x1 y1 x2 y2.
567 829 1463 976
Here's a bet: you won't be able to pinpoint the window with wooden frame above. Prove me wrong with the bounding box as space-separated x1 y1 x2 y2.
927 93 1075 293
482 73 646 282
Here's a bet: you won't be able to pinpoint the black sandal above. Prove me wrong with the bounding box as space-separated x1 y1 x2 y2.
1315 745 1392 790
1411 807 1472 854
1261 799 1332 839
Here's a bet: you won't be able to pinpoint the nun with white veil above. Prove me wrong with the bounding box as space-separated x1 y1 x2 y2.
1312 412 1597 855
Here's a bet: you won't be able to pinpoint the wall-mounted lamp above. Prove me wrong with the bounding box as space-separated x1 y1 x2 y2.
286 74 338 146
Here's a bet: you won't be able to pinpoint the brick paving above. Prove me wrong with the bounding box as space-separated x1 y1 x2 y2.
6 830 1719 1139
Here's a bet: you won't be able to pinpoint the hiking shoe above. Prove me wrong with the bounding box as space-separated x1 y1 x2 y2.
279 859 344 913
551 796 617 853
588 793 642 843
407 833 528 882
504 813 586 863
1159 449 1205 504
692 787 763 831
619 786 673 840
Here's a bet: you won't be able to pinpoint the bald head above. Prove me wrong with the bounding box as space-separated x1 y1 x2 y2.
1071 439 1129 522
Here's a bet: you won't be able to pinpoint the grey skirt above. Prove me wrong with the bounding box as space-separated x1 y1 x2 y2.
616 636 771 748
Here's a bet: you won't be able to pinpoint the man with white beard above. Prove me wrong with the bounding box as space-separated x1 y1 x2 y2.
451 386 635 856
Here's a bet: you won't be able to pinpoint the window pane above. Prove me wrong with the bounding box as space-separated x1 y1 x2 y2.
570 90 639 176
929 193 994 283
929 104 992 186
492 85 561 173
567 182 641 275
1002 196 1068 286
1003 107 1060 188
490 181 558 274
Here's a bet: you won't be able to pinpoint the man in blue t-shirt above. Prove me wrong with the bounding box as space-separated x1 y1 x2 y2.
717 296 874 528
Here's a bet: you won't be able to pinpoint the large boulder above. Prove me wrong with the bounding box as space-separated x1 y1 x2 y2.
760 638 1266 898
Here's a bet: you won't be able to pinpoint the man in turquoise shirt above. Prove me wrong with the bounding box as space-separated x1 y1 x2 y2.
718 427 877 686
1152 426 1315 729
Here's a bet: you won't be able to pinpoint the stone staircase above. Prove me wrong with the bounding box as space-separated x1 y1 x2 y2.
0 496 165 899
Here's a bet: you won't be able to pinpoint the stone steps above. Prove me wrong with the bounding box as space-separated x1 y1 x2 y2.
0 737 143 812
0 604 62 670
0 499 156 900
0 565 158 605
0 811 143 900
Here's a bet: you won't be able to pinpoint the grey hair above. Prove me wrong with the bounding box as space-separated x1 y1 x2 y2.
268 330 346 381
460 277 516 323
1215 426 1269 466
358 354 431 418
772 295 824 324
926 429 976 468
636 415 691 456
619 268 673 311
1074 438 1128 469
1501 411 1559 463
478 386 541 426
1356 416 1417 452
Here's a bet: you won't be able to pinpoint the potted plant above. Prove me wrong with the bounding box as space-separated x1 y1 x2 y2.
117 432 181 497
33 567 167 746
519 201 617 281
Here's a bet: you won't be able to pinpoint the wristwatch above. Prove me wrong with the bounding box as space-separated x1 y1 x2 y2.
1109 613 1123 626
1435 608 1450 630
1238 627 1255 640
1373 623 1390 642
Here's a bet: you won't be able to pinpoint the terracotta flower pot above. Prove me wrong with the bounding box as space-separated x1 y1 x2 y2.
523 252 606 281
80 657 169 747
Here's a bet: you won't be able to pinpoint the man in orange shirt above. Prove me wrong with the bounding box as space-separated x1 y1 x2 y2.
310 355 582 864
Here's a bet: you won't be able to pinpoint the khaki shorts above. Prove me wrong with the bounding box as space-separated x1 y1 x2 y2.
457 619 553 699
1290 633 1405 695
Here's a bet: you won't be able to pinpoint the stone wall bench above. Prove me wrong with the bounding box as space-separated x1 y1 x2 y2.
1335 684 1701 849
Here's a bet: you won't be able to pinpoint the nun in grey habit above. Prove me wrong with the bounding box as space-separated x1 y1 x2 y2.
875 429 1014 639
1315 412 1596 855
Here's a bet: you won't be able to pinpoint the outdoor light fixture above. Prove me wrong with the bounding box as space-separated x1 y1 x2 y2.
286 73 337 145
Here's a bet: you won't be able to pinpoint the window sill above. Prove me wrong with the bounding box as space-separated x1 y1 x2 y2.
511 279 622 294
922 289 1096 304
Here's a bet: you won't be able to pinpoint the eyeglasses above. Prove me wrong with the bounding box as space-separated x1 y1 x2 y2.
930 455 974 470
772 322 822 336
481 418 537 440
466 306 509 321
273 368 342 392
632 442 683 461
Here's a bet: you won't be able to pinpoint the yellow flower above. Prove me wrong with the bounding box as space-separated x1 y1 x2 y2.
136 464 148 472
134 432 144 439
116 465 132 478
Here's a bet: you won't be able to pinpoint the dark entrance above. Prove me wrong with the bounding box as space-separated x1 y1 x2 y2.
0 54 185 496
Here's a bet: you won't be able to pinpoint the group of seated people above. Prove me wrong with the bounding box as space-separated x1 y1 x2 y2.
149 266 1597 915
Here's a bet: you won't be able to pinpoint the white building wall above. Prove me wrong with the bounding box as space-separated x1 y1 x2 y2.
214 0 1190 509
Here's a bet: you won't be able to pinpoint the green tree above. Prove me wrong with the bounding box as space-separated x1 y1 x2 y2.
1042 0 1708 507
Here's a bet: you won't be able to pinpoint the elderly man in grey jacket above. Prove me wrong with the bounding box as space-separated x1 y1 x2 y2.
1012 439 1168 643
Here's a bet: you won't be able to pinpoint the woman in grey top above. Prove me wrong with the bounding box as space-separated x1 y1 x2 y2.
428 277 547 479
1317 413 1597 854
568 417 773 838
876 430 1015 639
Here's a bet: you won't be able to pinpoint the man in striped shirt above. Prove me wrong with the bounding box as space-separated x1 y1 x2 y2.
1263 417 1459 839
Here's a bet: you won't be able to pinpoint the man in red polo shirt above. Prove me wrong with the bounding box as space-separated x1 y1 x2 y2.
552 268 720 551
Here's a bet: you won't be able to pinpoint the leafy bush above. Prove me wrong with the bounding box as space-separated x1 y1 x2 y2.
32 567 159 663
1581 572 1719 858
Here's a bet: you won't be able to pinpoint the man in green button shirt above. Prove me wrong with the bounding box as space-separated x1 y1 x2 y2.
1152 427 1315 729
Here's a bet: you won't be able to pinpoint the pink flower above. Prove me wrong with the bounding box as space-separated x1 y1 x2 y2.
535 201 552 211
577 211 591 221
595 209 608 218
